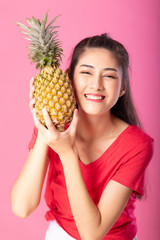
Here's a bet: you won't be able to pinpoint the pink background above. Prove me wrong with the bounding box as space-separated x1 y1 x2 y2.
1 0 159 239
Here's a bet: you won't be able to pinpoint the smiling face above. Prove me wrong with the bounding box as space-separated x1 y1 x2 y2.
73 48 125 116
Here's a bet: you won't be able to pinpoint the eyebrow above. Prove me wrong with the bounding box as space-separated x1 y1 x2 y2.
80 64 94 68
80 64 117 72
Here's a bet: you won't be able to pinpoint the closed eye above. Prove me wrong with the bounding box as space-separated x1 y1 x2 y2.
104 75 116 79
81 71 92 75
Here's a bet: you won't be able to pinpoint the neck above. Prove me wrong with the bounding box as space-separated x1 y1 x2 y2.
76 109 116 141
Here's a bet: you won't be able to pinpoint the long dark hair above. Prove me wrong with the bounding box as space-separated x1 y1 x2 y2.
68 33 142 128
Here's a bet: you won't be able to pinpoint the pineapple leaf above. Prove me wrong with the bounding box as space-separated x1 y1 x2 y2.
16 22 30 31
25 18 33 27
16 12 63 69
35 63 41 69
31 17 41 31
40 12 48 39
29 28 40 37
42 12 48 27
46 15 61 32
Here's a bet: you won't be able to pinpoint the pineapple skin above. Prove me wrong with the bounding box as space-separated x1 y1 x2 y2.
34 66 76 132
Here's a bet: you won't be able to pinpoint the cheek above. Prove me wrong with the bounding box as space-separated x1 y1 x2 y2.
106 81 122 98
73 75 86 93
115 82 122 94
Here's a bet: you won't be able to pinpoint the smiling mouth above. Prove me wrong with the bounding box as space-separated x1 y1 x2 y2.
84 94 105 100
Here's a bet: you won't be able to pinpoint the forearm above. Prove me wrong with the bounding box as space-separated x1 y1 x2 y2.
61 151 101 240
11 132 49 218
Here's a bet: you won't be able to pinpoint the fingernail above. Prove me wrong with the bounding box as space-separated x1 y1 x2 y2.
33 109 36 115
42 108 47 114
75 109 78 115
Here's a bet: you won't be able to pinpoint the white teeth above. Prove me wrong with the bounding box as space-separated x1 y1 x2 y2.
85 94 104 100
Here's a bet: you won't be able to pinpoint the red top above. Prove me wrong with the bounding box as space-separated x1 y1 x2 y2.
28 125 154 240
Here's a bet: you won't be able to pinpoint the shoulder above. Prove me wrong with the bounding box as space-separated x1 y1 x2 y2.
126 125 153 144
123 125 154 159
113 116 153 146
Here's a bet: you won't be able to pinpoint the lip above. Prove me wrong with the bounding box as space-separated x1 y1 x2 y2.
84 93 105 102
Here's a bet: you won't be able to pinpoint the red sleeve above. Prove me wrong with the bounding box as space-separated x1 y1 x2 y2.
28 127 52 159
112 138 154 196
28 127 38 151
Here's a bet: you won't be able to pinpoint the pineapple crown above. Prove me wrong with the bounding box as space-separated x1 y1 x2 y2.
16 12 63 69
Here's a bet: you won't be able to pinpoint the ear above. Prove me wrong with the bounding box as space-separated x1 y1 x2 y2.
119 89 125 97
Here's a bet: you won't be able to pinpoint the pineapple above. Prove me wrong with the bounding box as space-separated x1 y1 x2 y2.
16 12 76 131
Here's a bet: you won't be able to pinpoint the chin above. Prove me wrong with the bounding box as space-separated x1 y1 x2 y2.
81 107 108 116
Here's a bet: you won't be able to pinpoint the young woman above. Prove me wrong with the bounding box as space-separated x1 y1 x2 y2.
11 34 154 240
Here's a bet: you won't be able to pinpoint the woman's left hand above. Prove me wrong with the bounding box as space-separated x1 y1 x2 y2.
33 108 79 157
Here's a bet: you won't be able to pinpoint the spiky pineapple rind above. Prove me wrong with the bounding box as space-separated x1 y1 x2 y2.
34 66 76 132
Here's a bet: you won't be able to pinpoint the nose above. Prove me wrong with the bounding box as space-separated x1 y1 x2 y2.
90 74 104 90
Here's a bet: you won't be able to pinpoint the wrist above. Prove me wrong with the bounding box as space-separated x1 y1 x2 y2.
59 150 79 167
37 131 48 148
